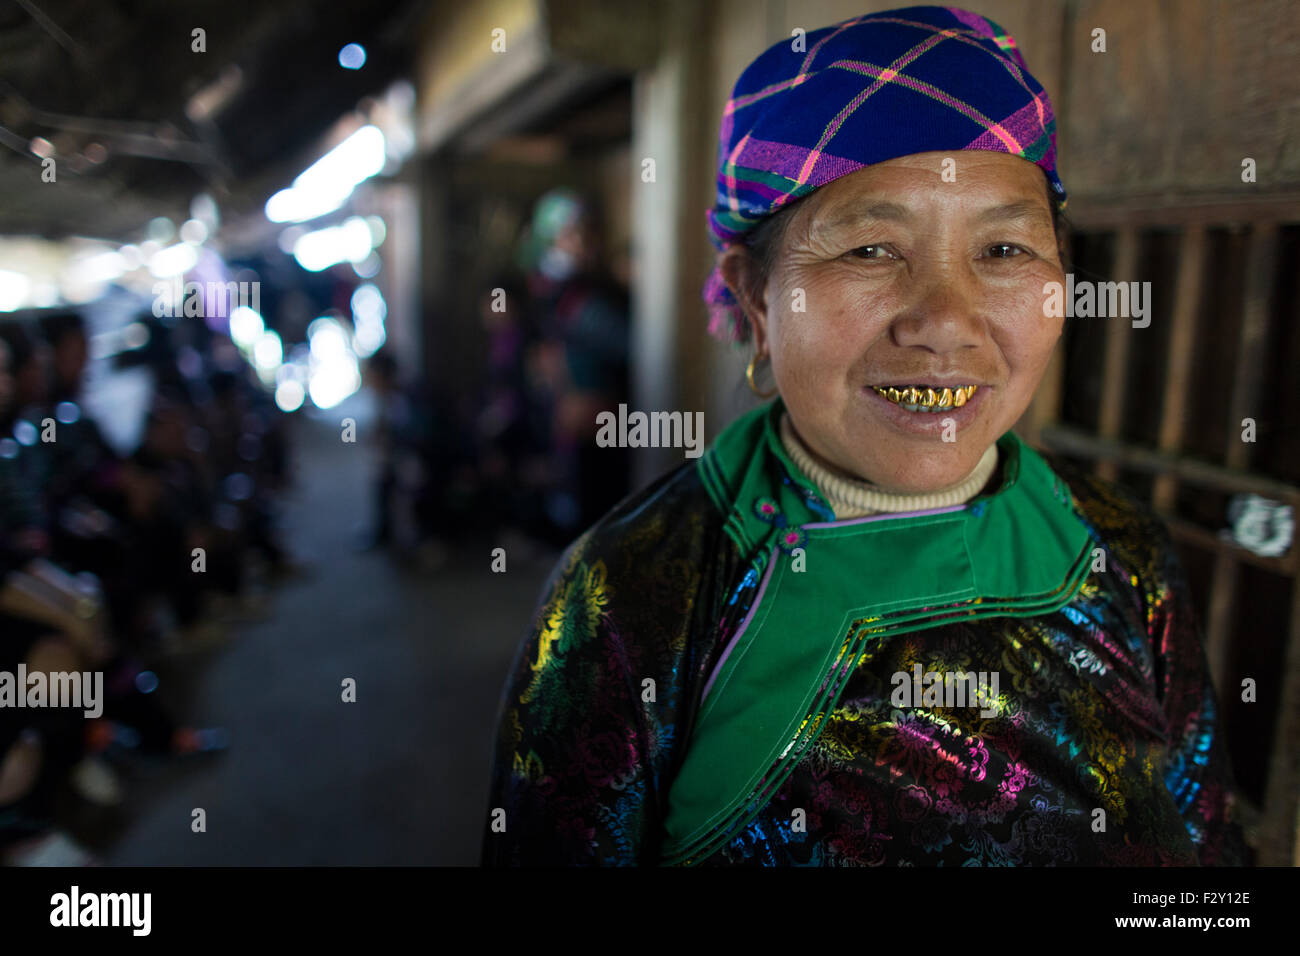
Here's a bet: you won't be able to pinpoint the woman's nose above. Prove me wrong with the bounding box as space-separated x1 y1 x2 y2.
888 264 985 354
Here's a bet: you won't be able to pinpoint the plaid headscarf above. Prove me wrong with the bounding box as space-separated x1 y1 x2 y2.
704 6 1066 343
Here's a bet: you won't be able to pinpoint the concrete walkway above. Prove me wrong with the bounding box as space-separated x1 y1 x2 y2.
102 394 554 865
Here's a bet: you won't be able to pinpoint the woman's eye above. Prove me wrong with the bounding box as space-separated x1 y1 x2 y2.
848 245 894 260
986 243 1024 259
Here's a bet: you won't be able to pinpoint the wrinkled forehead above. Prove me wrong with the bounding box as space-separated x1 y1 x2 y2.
794 152 1056 234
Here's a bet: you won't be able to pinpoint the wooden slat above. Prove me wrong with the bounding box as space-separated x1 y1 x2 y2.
1260 575 1300 865
1295 790 1300 866
1153 226 1208 513
1039 424 1300 503
1096 227 1140 483
1202 559 1240 695
1233 796 1262 852
1165 517 1295 577
1204 225 1280 690
1067 192 1300 230
1224 224 1279 471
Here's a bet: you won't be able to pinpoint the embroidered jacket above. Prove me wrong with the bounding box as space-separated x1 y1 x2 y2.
482 401 1249 866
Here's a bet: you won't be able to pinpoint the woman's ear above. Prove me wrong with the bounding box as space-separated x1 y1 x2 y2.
717 244 769 353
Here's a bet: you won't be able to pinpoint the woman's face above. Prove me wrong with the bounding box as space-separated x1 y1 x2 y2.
730 151 1065 494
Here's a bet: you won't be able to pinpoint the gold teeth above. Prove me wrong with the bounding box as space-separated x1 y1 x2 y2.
873 384 978 409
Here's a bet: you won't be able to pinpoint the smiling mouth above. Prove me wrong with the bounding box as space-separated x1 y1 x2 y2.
870 384 979 412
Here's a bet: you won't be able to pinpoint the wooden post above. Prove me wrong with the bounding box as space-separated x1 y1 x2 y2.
1262 572 1300 865
1152 226 1207 513
1097 227 1140 482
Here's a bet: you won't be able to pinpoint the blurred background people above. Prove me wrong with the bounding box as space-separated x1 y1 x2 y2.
520 189 631 542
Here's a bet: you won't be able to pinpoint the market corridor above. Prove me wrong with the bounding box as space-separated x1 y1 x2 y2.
102 393 554 865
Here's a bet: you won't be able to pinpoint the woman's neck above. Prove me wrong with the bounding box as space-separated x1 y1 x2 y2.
778 412 1001 518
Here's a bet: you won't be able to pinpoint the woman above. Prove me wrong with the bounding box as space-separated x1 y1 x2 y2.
483 6 1247 866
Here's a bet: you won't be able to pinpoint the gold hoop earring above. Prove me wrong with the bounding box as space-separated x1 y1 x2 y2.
746 353 779 399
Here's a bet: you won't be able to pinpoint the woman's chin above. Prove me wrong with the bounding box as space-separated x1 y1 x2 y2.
832 424 995 493
853 463 982 495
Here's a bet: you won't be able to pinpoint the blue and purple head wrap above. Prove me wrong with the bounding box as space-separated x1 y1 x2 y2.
704 5 1067 343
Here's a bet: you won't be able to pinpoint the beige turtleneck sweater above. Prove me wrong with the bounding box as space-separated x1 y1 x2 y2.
778 412 1000 518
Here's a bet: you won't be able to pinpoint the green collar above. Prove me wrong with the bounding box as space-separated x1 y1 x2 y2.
699 399 1028 558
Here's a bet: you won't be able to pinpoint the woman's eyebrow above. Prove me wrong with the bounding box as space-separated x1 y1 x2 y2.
974 200 1051 224
815 198 1049 236
815 200 911 235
